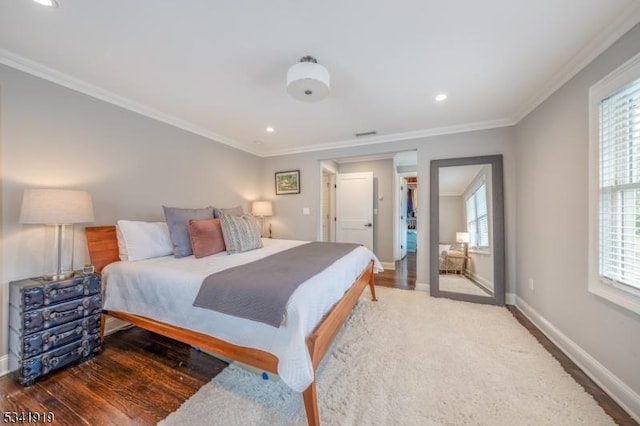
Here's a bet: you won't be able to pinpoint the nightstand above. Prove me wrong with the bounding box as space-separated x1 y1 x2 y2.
8 272 102 386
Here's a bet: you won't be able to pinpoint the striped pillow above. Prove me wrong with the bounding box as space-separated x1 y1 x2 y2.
219 213 263 254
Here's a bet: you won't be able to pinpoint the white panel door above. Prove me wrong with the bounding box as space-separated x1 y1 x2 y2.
336 172 374 250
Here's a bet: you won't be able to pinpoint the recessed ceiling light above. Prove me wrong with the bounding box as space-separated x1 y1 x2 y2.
33 0 58 7
435 93 447 102
253 140 264 145
266 126 275 133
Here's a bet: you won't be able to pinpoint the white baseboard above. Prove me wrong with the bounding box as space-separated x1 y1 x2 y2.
516 296 640 422
0 354 8 377
415 282 430 292
505 292 516 305
467 270 492 292
381 262 395 271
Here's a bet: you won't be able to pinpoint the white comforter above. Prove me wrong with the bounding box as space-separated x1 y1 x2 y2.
102 238 382 391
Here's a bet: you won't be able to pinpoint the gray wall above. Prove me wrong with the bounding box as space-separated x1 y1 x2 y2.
261 127 517 291
0 64 263 356
515 24 640 410
338 159 394 264
438 196 464 244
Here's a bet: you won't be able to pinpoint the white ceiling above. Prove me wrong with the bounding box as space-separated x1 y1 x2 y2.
439 165 485 196
1 1 639 157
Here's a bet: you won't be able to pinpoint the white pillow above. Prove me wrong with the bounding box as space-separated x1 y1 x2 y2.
116 220 173 261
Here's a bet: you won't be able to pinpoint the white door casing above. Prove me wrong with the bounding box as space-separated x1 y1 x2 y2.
336 172 374 251
400 178 408 259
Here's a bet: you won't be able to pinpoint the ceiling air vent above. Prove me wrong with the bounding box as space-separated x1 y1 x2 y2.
355 131 377 137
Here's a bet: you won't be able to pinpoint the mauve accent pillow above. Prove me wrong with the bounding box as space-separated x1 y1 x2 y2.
213 206 244 218
163 206 214 258
189 218 226 258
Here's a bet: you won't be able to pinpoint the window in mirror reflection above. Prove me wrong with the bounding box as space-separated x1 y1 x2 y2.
466 182 489 249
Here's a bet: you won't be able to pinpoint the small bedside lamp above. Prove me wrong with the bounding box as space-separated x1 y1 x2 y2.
20 189 95 280
251 200 273 238
456 231 470 256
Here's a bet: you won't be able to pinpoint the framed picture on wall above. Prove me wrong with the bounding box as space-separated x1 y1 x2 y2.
275 170 300 195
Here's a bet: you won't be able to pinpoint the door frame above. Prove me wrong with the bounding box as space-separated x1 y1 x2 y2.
318 161 337 242
394 171 417 261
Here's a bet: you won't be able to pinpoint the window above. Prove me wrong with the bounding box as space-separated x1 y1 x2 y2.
466 182 489 249
589 52 640 315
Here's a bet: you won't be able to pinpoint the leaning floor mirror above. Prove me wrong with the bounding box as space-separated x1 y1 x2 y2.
429 155 505 305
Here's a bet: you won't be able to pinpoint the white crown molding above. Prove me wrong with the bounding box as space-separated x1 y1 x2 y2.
262 118 515 157
2 2 638 160
515 295 640 422
334 152 396 164
511 2 640 124
0 49 262 157
0 47 515 158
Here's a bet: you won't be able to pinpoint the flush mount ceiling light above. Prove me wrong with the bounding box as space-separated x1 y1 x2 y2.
435 93 448 102
287 56 330 102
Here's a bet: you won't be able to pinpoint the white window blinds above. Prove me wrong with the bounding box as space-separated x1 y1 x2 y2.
599 76 640 292
466 183 489 248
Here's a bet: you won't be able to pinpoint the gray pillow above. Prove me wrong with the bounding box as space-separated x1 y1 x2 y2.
219 213 263 254
214 206 244 218
163 206 214 258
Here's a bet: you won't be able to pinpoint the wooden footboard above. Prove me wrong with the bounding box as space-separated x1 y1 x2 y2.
86 226 377 425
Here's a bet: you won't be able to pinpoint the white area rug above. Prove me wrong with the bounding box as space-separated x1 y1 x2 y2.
159 287 613 425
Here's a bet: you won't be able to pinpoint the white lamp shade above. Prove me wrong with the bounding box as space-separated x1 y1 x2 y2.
252 200 273 217
20 189 95 224
287 61 330 102
456 232 470 243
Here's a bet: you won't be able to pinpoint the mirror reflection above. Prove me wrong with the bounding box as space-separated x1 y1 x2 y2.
430 155 505 306
438 164 494 297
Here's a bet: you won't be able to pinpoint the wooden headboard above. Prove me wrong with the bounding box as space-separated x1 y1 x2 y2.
86 226 119 273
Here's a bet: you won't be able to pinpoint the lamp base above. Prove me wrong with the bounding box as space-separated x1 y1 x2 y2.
43 271 74 281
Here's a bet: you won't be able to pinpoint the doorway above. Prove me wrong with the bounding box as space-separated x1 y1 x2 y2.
405 176 418 254
394 150 418 263
320 163 337 243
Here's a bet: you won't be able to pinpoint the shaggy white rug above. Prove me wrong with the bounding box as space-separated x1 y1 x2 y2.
159 287 613 425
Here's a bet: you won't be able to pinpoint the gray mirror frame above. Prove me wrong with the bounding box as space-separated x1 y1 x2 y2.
429 154 505 306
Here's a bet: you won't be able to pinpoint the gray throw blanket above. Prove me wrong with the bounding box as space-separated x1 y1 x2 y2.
193 242 361 327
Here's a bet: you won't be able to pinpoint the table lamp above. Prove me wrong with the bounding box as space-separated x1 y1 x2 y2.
251 200 273 238
456 231 470 256
19 189 95 280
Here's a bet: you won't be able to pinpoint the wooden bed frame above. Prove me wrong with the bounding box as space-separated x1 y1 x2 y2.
85 225 377 425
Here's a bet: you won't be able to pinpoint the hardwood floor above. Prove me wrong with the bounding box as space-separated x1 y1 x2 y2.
376 251 417 290
1 253 636 425
0 327 228 425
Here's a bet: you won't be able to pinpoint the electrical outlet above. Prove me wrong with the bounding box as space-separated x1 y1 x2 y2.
528 278 534 291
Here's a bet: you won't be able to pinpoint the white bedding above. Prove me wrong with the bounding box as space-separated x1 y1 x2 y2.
103 238 383 392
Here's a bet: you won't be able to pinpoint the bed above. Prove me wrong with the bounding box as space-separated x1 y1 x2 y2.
86 225 381 425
